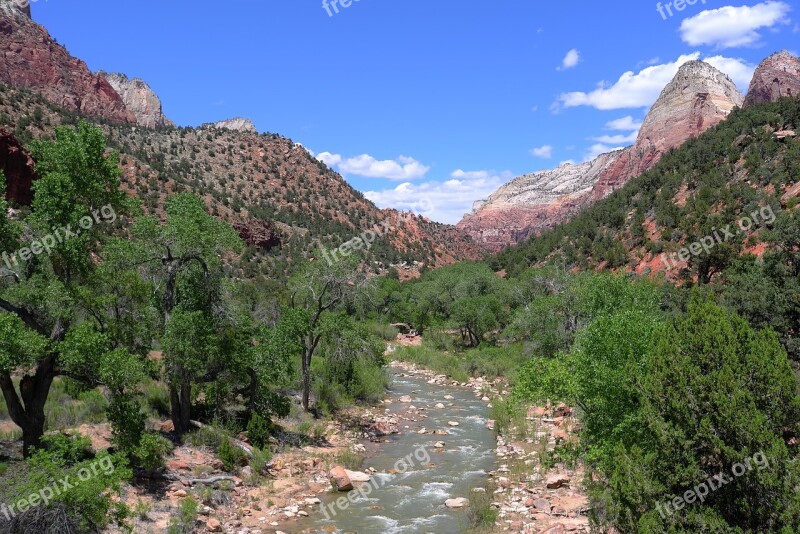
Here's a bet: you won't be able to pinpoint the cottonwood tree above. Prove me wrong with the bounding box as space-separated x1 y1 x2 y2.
118 192 242 434
0 123 132 455
287 256 368 412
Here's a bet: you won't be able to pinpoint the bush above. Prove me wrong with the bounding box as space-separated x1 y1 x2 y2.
167 496 199 534
510 353 577 406
593 297 800 532
246 413 272 449
0 434 132 532
134 433 173 471
350 358 390 404
217 439 248 472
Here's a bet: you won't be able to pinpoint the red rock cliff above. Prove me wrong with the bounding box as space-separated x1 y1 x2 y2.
744 50 800 108
0 5 136 124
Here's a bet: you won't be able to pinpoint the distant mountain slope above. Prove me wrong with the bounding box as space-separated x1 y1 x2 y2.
0 9 483 277
495 97 800 283
0 84 483 276
460 59 748 252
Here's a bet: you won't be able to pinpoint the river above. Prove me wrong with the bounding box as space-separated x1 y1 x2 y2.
302 368 497 533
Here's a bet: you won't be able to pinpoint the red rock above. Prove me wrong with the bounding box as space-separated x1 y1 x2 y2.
538 524 566 534
233 219 281 252
744 51 800 108
545 474 571 489
329 466 353 491
168 460 190 471
0 8 136 124
459 60 743 251
0 129 35 205
206 517 222 532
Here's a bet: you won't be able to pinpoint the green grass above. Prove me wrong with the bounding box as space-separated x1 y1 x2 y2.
392 342 529 384
333 448 365 470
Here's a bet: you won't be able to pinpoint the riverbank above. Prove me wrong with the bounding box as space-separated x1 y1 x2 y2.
389 360 591 533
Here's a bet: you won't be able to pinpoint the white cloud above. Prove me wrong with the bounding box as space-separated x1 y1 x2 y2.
680 1 792 49
557 49 581 71
593 132 638 144
556 53 754 110
703 55 757 88
317 151 342 167
605 116 643 131
530 145 553 158
364 169 513 224
315 152 430 181
584 143 625 162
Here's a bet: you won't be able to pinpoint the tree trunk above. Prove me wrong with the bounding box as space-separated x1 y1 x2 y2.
301 350 311 412
0 355 56 457
169 382 192 435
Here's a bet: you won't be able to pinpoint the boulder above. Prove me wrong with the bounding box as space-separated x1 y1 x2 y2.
445 497 469 508
329 466 353 491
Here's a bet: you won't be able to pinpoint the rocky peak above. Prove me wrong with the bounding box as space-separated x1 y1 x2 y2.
637 60 743 158
205 117 258 133
459 60 745 251
0 9 136 124
0 1 30 19
744 50 800 108
100 72 173 129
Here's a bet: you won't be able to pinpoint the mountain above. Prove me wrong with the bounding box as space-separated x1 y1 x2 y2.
744 50 800 108
100 72 174 129
459 60 745 252
205 117 259 133
0 10 483 277
0 3 136 124
457 152 621 251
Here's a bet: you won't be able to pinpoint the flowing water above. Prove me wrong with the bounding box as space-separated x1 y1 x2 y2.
304 370 496 533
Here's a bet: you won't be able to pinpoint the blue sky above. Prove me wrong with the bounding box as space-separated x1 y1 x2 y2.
30 0 799 223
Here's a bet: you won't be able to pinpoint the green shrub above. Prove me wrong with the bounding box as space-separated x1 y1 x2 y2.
167 496 199 534
350 358 390 404
593 297 800 532
0 434 132 532
134 433 173 471
510 352 577 406
217 439 248 472
246 413 272 449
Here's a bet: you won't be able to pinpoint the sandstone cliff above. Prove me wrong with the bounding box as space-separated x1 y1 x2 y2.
457 151 622 251
101 72 173 128
205 117 258 133
0 5 136 124
460 60 744 251
744 51 800 108
585 60 743 203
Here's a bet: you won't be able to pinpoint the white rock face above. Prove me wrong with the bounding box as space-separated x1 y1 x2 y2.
469 151 622 212
206 117 258 133
102 72 173 129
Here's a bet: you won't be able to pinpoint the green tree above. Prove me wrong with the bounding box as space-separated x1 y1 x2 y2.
0 123 132 455
119 192 242 434
596 296 800 532
288 256 368 411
